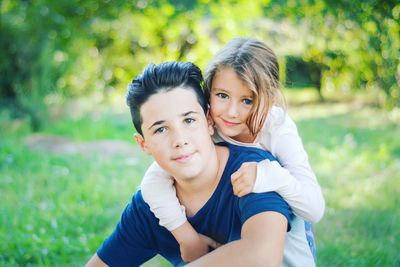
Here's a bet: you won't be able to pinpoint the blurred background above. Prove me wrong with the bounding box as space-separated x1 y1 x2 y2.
1 0 399 266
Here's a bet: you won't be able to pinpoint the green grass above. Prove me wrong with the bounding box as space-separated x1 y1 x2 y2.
0 107 152 266
1 96 399 266
289 103 400 266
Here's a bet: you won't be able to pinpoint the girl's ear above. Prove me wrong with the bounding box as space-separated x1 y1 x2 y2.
134 133 151 155
206 110 215 135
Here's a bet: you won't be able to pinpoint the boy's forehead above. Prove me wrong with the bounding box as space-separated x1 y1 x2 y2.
143 86 200 109
140 87 202 125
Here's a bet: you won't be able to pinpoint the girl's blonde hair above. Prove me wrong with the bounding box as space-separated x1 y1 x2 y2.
204 38 286 136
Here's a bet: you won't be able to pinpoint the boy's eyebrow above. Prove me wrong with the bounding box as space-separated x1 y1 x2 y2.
181 111 198 117
148 120 165 130
148 111 199 130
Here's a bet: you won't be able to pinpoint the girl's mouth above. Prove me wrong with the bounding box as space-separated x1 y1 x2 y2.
222 119 240 127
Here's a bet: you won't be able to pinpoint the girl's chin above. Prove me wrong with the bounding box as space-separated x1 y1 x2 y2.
219 129 240 138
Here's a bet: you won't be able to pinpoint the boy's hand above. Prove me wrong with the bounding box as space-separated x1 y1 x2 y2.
231 162 257 197
180 233 220 262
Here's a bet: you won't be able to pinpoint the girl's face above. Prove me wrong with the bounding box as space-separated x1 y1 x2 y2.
209 68 254 142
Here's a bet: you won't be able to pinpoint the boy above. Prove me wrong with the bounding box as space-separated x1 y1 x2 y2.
86 62 292 266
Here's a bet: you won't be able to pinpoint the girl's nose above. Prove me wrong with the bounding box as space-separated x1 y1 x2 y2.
227 102 239 118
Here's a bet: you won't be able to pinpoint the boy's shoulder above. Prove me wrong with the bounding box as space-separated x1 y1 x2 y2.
130 191 161 224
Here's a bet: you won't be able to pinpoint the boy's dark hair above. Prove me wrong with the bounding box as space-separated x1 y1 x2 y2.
126 62 207 135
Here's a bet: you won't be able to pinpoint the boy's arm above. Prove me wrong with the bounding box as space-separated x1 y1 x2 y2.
187 211 287 267
85 254 108 267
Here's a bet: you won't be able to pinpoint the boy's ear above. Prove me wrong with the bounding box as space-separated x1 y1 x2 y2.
134 133 151 155
206 110 215 135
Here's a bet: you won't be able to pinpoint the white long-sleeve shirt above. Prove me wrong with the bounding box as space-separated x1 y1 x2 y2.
141 106 325 231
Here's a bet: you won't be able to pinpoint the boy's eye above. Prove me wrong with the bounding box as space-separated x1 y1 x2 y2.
216 93 229 99
242 98 253 105
154 127 166 134
184 118 195 124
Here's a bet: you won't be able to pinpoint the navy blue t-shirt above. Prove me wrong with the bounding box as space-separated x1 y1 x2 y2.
97 143 293 266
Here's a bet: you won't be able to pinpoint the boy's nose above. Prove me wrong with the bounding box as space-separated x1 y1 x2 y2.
172 130 189 148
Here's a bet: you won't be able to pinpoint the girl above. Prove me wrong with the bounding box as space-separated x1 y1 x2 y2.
140 38 324 263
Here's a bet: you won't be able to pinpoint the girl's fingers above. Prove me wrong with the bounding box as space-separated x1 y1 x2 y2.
232 176 250 189
231 176 241 188
233 180 249 196
236 185 252 197
230 170 241 183
232 162 254 182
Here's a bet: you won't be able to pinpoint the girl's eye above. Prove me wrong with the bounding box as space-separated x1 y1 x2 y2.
154 127 166 134
184 118 195 124
242 98 253 105
216 93 229 99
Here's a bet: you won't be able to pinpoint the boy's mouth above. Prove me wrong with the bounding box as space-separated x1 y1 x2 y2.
173 152 195 163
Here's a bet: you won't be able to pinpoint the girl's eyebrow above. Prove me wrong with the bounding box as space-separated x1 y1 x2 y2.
212 88 253 98
212 87 227 91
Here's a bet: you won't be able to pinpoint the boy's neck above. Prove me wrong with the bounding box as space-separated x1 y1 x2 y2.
175 145 229 217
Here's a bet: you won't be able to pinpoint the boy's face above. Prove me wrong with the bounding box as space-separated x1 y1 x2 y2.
135 87 214 182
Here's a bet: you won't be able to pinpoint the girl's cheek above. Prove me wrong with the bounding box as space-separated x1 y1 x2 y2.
211 98 224 110
209 110 217 121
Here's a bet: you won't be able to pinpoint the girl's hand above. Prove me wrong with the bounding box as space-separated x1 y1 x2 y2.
180 233 220 262
231 162 257 197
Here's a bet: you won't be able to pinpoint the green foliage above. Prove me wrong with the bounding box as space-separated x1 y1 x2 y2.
1 1 399 133
268 1 400 107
